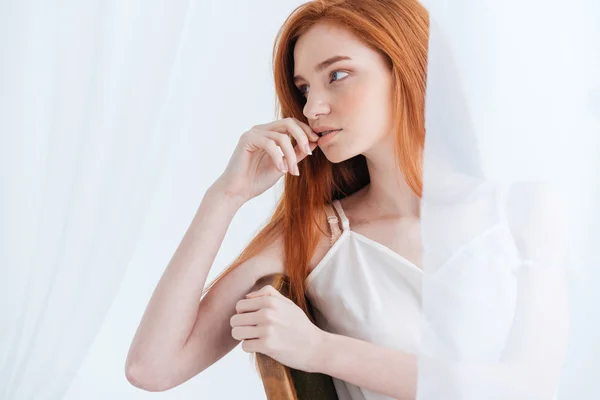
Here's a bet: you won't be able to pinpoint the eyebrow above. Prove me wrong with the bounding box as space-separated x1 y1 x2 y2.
293 55 352 83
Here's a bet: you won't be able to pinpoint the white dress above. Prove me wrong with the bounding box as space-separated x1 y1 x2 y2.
304 184 521 400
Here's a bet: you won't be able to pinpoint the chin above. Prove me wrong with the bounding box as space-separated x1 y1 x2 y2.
319 147 360 164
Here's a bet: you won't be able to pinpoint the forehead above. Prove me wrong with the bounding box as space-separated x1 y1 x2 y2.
293 22 369 74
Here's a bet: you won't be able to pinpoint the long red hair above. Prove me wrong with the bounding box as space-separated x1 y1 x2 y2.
203 0 429 317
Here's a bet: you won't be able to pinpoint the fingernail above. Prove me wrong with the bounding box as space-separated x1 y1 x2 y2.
304 143 312 155
279 162 288 173
294 165 300 176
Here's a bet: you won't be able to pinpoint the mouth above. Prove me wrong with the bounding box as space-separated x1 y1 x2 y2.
317 129 341 137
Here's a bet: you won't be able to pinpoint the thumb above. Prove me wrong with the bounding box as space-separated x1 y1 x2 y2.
295 141 319 163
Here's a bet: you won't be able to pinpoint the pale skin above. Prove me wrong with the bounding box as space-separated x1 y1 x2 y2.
125 20 421 398
125 20 568 399
228 21 423 399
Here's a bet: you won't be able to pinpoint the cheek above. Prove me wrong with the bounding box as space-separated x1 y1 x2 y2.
338 82 374 122
350 83 393 132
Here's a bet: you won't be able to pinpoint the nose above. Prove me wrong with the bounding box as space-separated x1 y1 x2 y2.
302 91 331 120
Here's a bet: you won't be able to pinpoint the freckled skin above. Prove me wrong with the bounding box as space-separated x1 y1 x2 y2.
293 22 396 164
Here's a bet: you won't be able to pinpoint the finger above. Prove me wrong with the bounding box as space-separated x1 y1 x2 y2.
246 285 280 298
294 118 320 142
231 326 262 341
235 295 276 314
241 338 263 353
281 118 314 155
247 131 288 173
265 118 316 155
294 141 319 165
230 310 259 327
261 130 298 175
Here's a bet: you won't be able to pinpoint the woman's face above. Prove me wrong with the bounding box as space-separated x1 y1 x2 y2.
293 22 395 163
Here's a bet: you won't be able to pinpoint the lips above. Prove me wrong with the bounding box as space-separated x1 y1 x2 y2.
316 128 342 146
317 129 341 137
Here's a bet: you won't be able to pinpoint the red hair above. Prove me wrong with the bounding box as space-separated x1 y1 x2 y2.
203 0 429 317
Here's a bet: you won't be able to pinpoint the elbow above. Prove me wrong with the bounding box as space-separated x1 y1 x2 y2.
125 361 175 392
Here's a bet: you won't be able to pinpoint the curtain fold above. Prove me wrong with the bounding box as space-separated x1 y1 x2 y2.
417 0 600 398
0 0 193 397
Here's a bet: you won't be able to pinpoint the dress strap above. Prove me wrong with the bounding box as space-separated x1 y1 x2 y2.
325 203 342 247
332 199 350 230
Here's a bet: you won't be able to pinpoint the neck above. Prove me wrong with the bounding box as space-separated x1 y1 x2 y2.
361 136 421 219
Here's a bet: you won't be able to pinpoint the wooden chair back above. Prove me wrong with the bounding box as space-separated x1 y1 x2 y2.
251 273 339 400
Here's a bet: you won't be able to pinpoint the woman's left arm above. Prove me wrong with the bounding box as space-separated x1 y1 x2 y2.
233 285 418 400
232 183 570 400
311 329 418 399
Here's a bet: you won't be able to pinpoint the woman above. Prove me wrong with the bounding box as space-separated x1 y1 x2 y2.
124 0 568 399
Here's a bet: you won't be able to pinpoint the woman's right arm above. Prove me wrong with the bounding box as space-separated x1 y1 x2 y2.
124 118 319 392
125 181 285 391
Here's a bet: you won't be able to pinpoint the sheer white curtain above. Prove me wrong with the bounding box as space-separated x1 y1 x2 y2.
417 0 600 398
1 0 305 398
2 0 599 398
0 0 194 397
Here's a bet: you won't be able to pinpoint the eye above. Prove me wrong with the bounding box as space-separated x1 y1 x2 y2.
297 85 309 96
296 70 349 98
329 70 348 83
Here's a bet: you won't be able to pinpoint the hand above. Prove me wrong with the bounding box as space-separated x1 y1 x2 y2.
216 118 320 204
230 285 325 373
